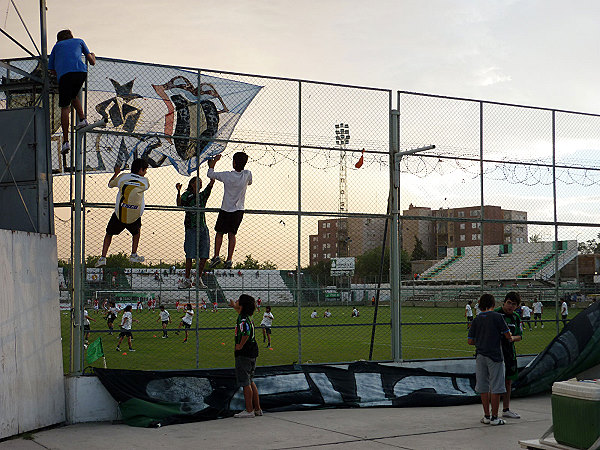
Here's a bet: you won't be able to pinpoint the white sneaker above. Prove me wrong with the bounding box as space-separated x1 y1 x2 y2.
254 409 263 416
178 278 193 289
198 278 207 288
234 410 255 418
95 257 107 267
75 119 88 130
502 409 520 419
130 253 145 263
61 141 70 155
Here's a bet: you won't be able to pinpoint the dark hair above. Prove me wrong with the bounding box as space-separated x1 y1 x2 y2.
159 305 165 310
187 176 198 191
124 305 132 312
232 152 248 171
57 29 73 41
131 158 149 174
505 291 521 305
467 300 472 305
186 303 192 310
265 306 271 312
478 294 495 310
238 294 255 316
110 301 116 307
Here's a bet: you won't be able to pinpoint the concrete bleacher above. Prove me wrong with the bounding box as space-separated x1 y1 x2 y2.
420 240 577 282
212 269 294 304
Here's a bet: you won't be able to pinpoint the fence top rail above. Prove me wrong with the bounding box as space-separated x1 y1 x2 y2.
95 56 393 93
398 90 600 118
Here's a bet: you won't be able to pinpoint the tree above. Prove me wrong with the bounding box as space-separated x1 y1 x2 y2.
578 234 600 254
354 246 411 279
529 233 543 243
411 237 429 261
233 254 278 270
302 259 331 286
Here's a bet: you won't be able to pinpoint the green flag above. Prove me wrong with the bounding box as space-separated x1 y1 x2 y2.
86 337 104 364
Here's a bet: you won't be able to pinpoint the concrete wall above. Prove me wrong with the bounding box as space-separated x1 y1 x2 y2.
65 376 120 423
0 229 65 439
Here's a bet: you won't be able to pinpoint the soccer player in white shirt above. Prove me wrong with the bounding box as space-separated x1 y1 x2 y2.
178 303 194 343
310 310 318 319
157 305 171 338
260 306 274 348
116 305 139 351
533 299 544 328
465 300 474 329
561 300 569 326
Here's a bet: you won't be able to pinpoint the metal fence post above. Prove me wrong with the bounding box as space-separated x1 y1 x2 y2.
390 106 401 362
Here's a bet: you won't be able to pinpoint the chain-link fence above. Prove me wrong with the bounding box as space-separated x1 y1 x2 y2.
3 57 600 373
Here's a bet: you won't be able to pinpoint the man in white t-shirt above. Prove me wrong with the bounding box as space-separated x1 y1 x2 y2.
352 307 360 317
561 300 569 326
157 305 171 338
207 152 252 269
521 303 532 331
178 303 194 343
533 299 543 328
260 306 274 348
96 159 150 268
324 309 332 318
116 305 138 351
465 300 474 329
83 309 95 346
310 310 318 319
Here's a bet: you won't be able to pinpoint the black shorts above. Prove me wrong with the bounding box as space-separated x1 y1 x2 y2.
84 324 90 331
182 322 191 329
161 320 169 325
58 72 87 108
119 330 133 338
106 213 142 236
262 326 271 335
467 316 473 322
214 209 244 234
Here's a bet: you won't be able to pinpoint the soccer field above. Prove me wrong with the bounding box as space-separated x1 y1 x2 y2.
62 305 561 372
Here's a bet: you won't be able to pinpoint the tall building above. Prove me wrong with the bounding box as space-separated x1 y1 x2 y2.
402 204 528 259
308 217 388 265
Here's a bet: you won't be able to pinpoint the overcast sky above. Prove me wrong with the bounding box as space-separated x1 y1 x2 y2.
3 0 600 113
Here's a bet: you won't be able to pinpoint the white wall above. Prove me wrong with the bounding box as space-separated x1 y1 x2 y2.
0 229 65 439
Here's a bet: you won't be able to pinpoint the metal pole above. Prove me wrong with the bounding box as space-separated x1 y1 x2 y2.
390 106 401 362
195 69 202 369
479 102 484 292
39 0 53 234
296 81 302 364
552 111 560 334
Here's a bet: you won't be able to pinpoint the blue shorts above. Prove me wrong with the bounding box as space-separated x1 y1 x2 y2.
184 226 209 259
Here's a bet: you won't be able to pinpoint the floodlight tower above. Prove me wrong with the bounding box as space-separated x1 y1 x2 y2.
335 123 350 256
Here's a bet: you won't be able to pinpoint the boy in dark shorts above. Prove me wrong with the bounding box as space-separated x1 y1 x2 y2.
468 293 512 426
116 305 138 352
96 158 149 267
48 29 96 154
157 305 171 338
495 291 523 419
207 152 252 269
105 301 118 335
229 294 261 418
176 176 214 289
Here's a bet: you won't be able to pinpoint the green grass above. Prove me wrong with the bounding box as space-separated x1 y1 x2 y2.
62 305 562 372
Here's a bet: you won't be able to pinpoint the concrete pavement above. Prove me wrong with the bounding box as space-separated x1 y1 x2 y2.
1 394 551 449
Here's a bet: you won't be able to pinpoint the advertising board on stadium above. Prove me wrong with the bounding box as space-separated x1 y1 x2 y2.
330 257 355 276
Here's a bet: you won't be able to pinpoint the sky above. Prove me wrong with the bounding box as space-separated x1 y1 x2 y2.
3 0 600 265
3 0 600 112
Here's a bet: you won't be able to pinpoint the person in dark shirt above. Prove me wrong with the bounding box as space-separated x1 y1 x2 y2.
495 291 523 419
229 294 261 418
468 293 512 426
176 176 214 289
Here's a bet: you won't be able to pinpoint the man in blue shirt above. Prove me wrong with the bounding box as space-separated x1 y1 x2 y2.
48 29 96 154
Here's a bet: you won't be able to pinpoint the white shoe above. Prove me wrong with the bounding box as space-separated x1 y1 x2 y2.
61 141 70 155
75 119 88 130
95 257 107 267
130 253 145 263
502 409 520 419
198 278 206 288
254 409 263 416
234 410 255 418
